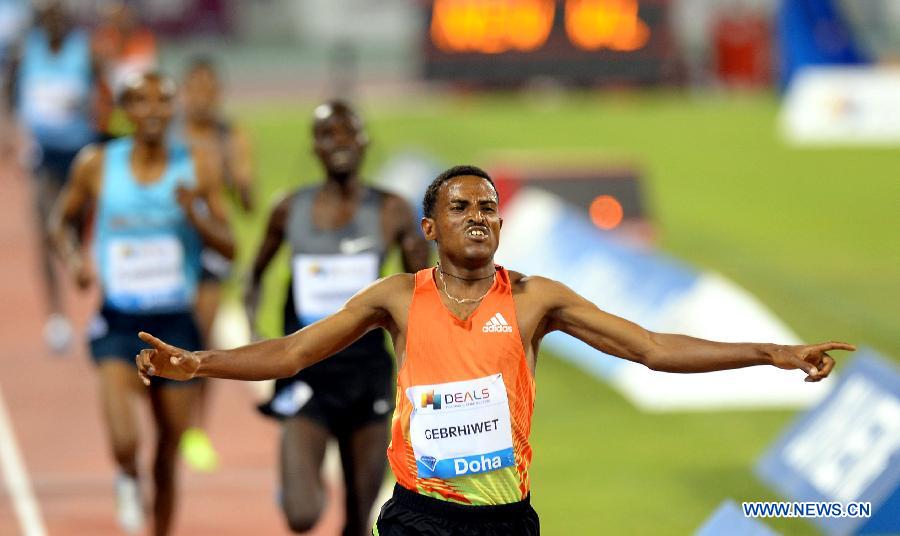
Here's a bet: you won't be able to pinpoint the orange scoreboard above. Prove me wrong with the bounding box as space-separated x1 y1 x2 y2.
423 0 676 85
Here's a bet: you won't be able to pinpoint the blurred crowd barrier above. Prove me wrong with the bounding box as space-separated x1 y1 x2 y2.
756 350 900 535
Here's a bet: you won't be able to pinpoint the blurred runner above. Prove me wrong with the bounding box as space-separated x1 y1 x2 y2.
4 0 101 353
0 0 28 107
176 56 253 211
246 100 428 535
139 165 854 536
51 72 233 535
173 55 256 472
0 0 28 64
92 0 157 138
0 0 28 174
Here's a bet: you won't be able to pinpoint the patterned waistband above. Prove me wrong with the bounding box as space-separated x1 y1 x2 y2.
390 484 533 521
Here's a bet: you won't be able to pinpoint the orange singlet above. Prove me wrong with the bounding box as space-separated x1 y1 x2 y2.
387 266 535 505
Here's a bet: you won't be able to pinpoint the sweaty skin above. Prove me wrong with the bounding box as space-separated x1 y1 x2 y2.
137 175 854 385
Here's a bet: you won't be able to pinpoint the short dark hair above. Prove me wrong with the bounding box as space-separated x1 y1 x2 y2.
422 165 497 219
312 99 362 134
119 71 175 105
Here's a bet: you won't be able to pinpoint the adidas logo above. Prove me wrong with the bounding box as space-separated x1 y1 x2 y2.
482 312 513 333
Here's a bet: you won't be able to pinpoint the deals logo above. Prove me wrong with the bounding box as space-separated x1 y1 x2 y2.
421 389 442 410
421 387 491 409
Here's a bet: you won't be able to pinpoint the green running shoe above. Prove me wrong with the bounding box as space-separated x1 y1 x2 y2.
180 427 219 473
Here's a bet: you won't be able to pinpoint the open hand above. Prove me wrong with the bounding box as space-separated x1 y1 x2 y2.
771 341 856 382
135 331 200 385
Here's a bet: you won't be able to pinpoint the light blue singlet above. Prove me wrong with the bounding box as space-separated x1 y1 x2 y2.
17 28 95 150
94 138 202 314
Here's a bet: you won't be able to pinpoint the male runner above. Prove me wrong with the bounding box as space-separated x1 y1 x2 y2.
245 100 428 535
173 55 256 471
52 72 233 536
5 0 101 352
137 165 853 535
177 56 253 212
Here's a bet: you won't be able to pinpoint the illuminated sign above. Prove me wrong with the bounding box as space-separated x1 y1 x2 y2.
565 0 650 52
423 0 674 85
430 0 555 54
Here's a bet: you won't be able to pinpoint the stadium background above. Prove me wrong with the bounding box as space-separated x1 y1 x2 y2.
0 0 898 534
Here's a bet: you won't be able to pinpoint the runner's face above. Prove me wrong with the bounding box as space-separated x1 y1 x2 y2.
313 111 367 176
125 79 174 143
41 4 69 39
183 68 219 120
426 176 502 263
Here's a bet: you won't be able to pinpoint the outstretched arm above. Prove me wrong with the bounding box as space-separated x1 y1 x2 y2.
536 277 854 381
137 274 405 384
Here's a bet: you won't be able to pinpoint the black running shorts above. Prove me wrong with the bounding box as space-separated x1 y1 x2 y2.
257 292 395 433
373 484 540 536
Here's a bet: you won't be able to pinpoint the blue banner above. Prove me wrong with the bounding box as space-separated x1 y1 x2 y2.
777 0 869 90
416 447 516 479
756 349 900 535
695 500 779 536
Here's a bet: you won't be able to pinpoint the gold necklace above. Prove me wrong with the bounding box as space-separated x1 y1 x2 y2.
437 266 494 304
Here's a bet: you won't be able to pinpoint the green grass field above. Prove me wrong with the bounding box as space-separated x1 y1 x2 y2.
227 92 899 535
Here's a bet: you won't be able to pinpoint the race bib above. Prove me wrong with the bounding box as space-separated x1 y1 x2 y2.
407 374 515 479
292 253 378 324
22 79 86 127
106 236 188 311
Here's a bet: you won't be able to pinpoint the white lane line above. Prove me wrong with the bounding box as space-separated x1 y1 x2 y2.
0 384 46 536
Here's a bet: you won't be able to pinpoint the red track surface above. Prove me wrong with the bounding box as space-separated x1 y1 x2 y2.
0 163 343 535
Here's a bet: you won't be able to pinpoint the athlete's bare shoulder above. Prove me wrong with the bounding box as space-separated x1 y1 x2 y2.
70 143 106 194
376 189 417 221
508 270 560 294
508 270 575 308
370 272 416 302
354 272 415 326
73 142 105 170
378 190 413 209
272 189 301 214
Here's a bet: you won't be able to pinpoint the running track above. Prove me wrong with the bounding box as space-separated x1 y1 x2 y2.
0 162 345 535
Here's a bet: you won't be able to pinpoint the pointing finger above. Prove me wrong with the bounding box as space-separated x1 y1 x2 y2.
811 341 856 353
139 331 173 353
